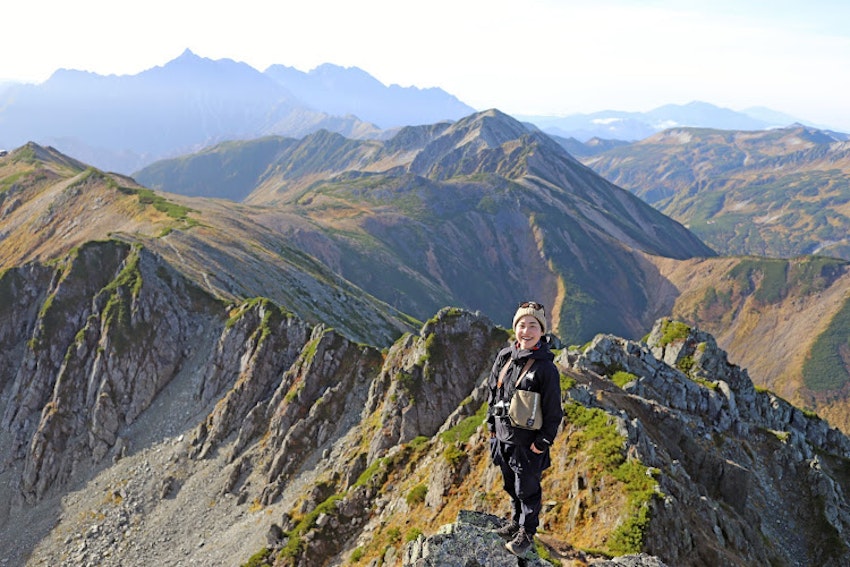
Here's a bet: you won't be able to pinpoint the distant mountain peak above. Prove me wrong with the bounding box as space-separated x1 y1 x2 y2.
0 53 475 173
445 108 530 146
524 100 835 143
176 47 198 59
264 63 476 129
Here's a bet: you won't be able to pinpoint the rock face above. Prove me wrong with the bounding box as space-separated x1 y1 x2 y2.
1 240 850 567
570 319 850 566
1 241 224 503
403 510 669 566
403 510 556 566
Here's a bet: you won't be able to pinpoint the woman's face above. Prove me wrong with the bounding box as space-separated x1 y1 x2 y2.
515 315 543 350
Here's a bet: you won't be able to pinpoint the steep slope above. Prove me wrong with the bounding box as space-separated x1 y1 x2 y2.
3 258 849 567
642 253 850 434
137 109 715 345
583 125 850 259
14 138 850 443
3 122 850 567
0 143 415 345
14 127 850 440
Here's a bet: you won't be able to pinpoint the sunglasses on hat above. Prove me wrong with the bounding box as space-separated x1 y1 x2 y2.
518 301 544 310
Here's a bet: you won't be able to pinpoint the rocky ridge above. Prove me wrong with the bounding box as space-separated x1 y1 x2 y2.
404 510 669 567
2 248 849 566
2 120 850 567
134 109 714 345
570 321 850 565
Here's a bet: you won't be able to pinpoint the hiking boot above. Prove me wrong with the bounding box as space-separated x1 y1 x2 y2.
492 520 520 540
505 526 534 557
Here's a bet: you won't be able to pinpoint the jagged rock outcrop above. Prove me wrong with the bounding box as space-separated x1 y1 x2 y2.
256 326 384 503
3 249 850 567
567 318 850 566
189 298 312 460
403 510 669 566
238 308 509 566
0 241 226 503
364 308 508 459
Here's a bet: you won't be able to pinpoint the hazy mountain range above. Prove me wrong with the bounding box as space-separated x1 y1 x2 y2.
0 50 474 173
518 101 847 143
1 50 838 175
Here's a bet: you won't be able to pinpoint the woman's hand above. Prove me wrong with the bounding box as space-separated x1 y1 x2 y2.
530 442 543 454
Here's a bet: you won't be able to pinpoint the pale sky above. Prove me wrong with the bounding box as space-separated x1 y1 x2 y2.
3 0 850 131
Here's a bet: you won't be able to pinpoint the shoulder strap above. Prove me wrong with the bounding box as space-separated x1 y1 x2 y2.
497 358 535 389
497 359 511 389
515 359 535 387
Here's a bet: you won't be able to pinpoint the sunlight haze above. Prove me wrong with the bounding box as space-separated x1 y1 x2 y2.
3 0 849 131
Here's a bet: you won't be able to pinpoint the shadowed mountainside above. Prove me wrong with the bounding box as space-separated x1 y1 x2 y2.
134 109 715 345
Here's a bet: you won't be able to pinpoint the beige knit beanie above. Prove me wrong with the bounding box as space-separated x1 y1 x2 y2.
512 302 546 334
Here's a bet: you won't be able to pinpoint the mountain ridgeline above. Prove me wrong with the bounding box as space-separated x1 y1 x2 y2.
3 108 850 566
581 125 850 259
0 50 475 174
135 109 714 345
1 240 849 565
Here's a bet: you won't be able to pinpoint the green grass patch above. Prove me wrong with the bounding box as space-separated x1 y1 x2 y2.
439 402 488 444
607 462 659 554
560 371 577 391
0 171 27 194
242 547 272 567
443 444 465 466
535 540 562 566
101 245 144 354
657 319 691 347
563 402 658 555
278 494 344 561
563 402 626 471
802 296 850 391
353 457 390 489
728 257 789 305
611 371 638 388
117 185 199 225
406 484 428 506
677 356 695 373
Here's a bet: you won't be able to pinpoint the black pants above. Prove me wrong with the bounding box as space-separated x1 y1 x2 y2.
491 440 549 535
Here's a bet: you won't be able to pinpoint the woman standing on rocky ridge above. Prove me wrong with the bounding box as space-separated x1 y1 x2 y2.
486 301 563 557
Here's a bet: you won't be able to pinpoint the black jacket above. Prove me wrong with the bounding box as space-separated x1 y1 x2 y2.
486 339 562 449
